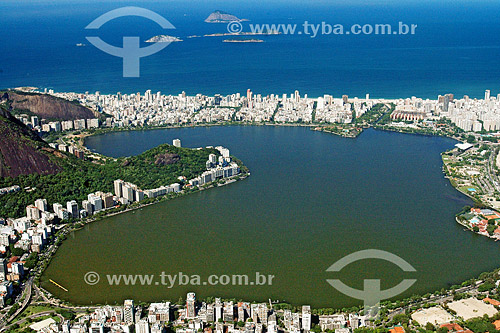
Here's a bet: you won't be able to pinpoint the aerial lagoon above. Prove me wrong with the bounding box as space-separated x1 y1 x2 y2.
41 126 499 308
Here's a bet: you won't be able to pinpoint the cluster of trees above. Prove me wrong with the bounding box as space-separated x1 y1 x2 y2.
464 316 500 333
353 103 392 125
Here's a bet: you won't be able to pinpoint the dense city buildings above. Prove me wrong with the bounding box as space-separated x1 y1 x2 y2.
22 89 500 136
40 293 322 333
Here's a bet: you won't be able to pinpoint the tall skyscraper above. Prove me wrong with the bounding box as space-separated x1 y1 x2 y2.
26 205 41 220
302 305 311 331
122 184 136 203
66 200 79 218
444 93 454 112
247 89 253 109
215 298 222 322
82 200 93 216
53 203 63 217
35 199 47 212
101 192 114 208
114 179 124 198
485 89 491 100
124 299 135 324
186 292 196 319
88 194 103 212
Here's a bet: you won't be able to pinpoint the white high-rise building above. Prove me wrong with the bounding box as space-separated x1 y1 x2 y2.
31 116 39 127
114 179 124 198
124 299 135 324
302 305 311 331
35 199 47 212
53 203 63 217
82 200 93 216
88 194 103 212
26 205 40 220
122 184 136 203
66 200 79 218
215 298 222 322
135 190 145 202
186 292 196 319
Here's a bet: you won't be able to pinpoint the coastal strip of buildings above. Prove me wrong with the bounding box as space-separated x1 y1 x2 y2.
21 88 500 135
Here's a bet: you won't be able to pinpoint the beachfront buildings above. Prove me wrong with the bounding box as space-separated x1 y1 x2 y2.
40 88 500 134
46 89 373 128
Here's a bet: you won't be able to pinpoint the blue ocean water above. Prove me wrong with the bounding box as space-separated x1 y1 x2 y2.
1 0 500 99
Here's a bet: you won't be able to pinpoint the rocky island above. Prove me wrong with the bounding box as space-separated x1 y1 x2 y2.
223 39 264 43
205 31 280 37
204 10 247 23
145 35 183 43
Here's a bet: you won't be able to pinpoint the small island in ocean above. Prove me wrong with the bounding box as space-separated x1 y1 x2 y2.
223 39 264 43
204 10 247 23
205 31 280 37
146 35 183 43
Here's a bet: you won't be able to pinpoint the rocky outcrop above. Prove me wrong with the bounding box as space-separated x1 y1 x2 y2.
0 107 62 177
0 91 97 121
155 153 180 166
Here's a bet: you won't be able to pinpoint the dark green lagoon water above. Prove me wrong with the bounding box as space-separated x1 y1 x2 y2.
41 126 500 308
